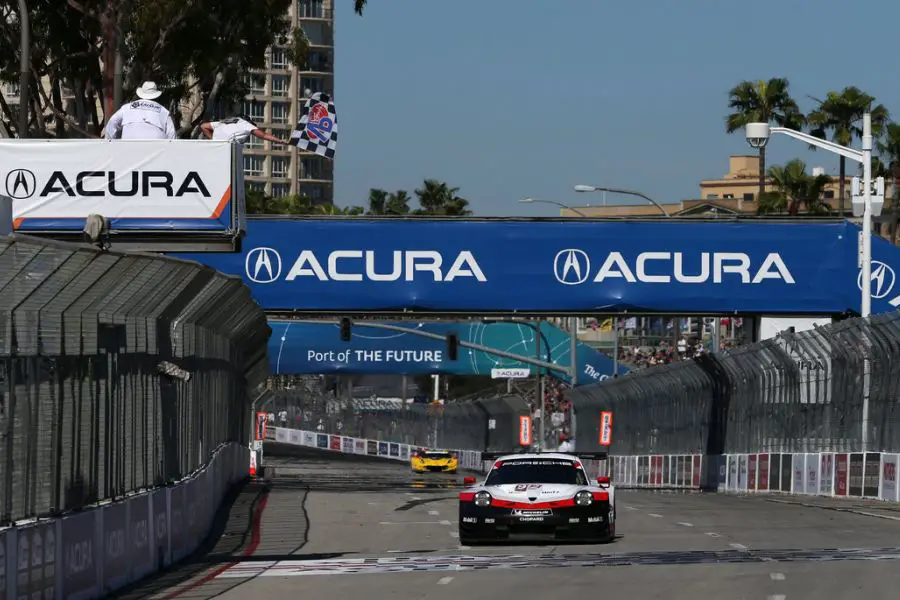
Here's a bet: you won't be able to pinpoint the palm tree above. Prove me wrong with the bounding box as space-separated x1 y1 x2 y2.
367 189 389 214
367 189 412 215
766 159 832 215
877 123 900 244
725 79 805 198
413 179 473 216
808 87 890 215
386 190 412 215
355 0 367 14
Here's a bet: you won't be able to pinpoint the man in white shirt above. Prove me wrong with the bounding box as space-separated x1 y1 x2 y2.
104 81 177 140
199 115 288 145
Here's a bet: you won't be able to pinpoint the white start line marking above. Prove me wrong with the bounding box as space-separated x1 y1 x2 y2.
770 573 786 581
730 543 748 550
767 595 786 600
705 532 721 538
438 576 454 585
449 531 459 538
677 522 693 527
648 513 663 518
429 510 440 516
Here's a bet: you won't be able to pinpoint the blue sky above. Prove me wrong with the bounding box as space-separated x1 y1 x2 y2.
332 0 900 217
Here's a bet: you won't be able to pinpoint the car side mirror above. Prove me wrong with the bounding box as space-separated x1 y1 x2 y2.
596 476 610 487
463 476 476 486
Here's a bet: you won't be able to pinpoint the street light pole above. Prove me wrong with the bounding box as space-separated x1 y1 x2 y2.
861 114 873 318
573 185 672 217
744 114 874 451
519 197 590 217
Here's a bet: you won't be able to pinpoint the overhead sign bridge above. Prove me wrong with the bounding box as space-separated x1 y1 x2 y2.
173 217 900 316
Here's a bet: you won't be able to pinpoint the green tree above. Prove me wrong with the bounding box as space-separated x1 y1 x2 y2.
877 123 900 244
0 0 307 137
366 188 411 215
413 179 473 216
725 78 805 198
246 188 315 215
763 159 832 216
808 87 890 215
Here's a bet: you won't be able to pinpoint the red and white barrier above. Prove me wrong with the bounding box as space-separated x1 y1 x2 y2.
719 451 900 501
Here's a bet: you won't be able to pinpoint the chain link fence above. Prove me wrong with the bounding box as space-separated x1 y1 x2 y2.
266 376 530 451
569 312 900 456
0 235 270 525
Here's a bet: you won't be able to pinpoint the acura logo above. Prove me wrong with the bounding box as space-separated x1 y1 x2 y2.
858 260 896 299
4 169 36 199
553 249 590 285
245 247 282 284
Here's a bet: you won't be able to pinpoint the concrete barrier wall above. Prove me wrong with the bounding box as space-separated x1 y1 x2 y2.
0 443 249 600
270 427 900 504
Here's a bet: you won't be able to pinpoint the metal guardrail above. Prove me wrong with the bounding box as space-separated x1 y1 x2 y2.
569 312 900 456
0 235 270 524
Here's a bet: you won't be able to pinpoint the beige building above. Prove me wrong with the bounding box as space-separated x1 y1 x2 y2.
559 155 860 219
241 0 335 204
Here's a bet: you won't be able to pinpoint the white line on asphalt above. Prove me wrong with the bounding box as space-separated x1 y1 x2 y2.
770 573 786 581
705 532 721 538
449 531 459 538
648 513 663 518
429 510 440 515
730 543 748 550
411 497 422 501
626 506 637 511
767 595 786 600
438 576 454 585
677 522 693 527
458 545 471 550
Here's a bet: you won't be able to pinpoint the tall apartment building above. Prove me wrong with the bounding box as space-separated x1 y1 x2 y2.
241 0 335 204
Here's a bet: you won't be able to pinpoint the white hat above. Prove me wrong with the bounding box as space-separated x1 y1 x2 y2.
135 81 162 100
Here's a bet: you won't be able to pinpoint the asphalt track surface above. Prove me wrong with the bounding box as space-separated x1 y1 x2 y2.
110 444 900 600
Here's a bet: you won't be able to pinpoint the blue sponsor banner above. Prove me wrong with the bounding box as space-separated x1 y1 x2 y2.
172 217 900 315
269 319 628 384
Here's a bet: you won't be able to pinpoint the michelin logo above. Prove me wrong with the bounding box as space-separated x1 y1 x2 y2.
244 249 485 284
553 249 795 285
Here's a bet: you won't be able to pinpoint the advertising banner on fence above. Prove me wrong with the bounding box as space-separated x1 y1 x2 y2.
268 319 627 384
881 454 898 501
3 140 235 232
171 217 900 315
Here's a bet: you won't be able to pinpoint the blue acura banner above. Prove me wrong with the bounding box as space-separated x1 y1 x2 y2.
172 218 900 315
269 319 629 384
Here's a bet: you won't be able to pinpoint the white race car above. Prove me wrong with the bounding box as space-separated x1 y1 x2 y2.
459 452 615 545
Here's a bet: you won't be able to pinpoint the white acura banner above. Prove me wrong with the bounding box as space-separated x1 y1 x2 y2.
0 139 233 227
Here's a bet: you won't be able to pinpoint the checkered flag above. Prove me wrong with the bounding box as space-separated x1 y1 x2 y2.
290 92 338 159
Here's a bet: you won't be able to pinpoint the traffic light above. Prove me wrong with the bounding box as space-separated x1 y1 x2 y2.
339 317 352 341
446 332 459 360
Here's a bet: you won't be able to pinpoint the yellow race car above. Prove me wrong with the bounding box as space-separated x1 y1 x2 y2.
410 449 459 474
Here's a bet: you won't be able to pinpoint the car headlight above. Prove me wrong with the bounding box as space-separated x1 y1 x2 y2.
474 491 492 507
575 491 593 506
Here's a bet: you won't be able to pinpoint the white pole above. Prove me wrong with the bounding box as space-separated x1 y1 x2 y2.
433 374 439 401
569 317 578 386
862 112 873 318
861 112 873 452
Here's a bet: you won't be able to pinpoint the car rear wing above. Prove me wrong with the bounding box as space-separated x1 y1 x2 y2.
480 451 608 462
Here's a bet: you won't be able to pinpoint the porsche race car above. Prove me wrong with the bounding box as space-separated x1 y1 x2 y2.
410 449 459 474
458 452 614 544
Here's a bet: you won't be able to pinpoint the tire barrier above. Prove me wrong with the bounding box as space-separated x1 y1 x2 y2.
0 443 249 600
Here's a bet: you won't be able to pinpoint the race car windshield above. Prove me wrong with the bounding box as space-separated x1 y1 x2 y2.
484 461 588 486
423 452 452 459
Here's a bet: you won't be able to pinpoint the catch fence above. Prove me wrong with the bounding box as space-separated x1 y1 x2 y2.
569 312 900 456
267 380 530 451
0 235 270 524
